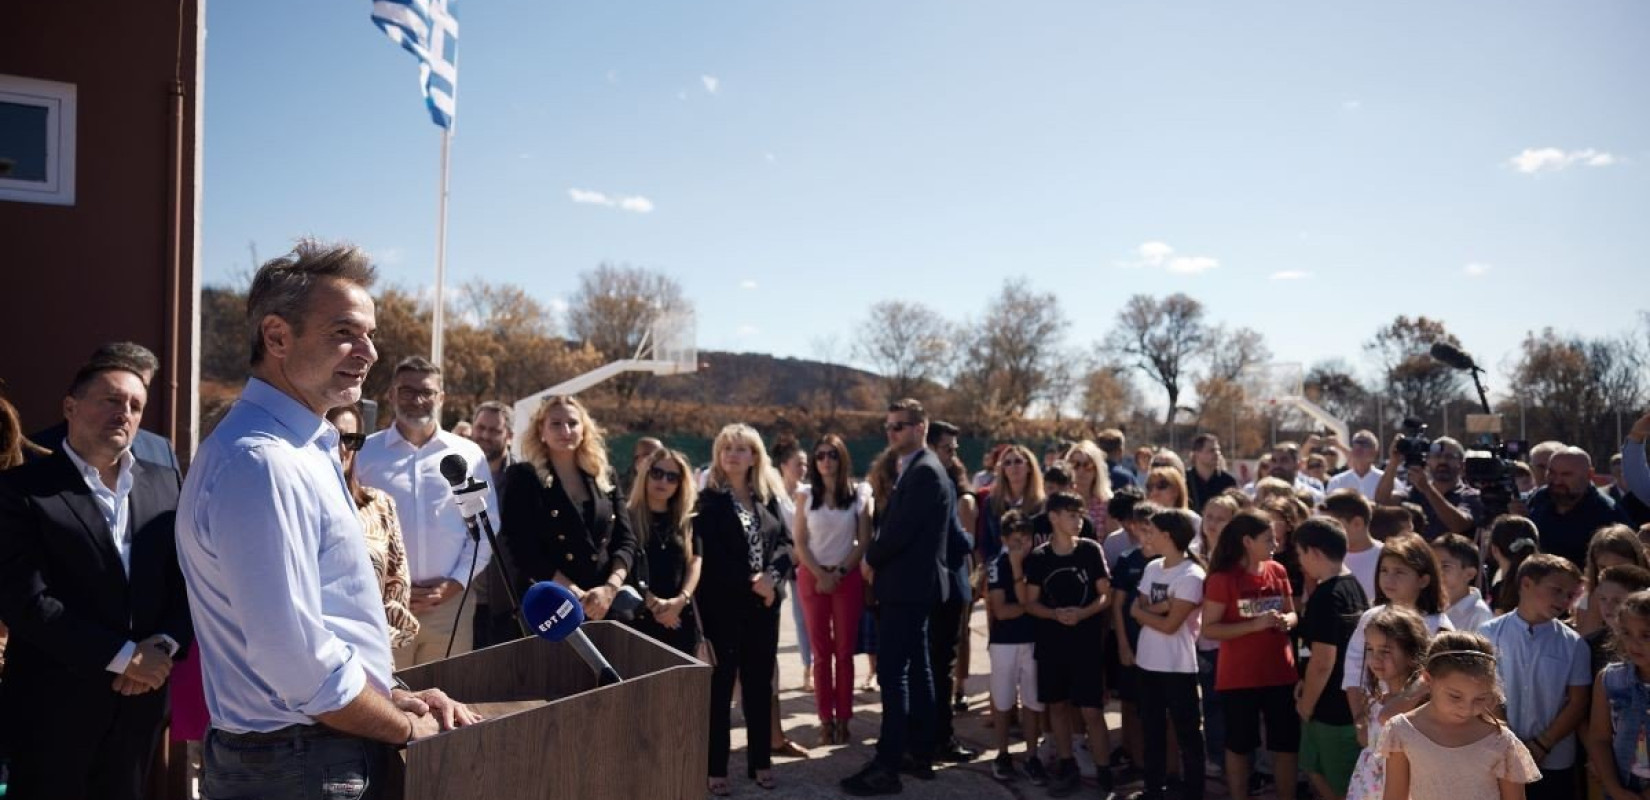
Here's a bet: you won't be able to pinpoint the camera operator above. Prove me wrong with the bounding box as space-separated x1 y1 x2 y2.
1374 436 1484 540
1520 447 1628 569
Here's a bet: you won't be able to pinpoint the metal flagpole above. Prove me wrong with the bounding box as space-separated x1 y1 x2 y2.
432 126 452 368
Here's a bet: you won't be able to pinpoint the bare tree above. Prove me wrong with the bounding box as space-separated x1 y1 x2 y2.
565 263 689 408
1303 359 1372 425
958 281 1070 419
810 333 855 422
1205 325 1272 383
853 300 953 404
1106 293 1211 427
1363 315 1463 422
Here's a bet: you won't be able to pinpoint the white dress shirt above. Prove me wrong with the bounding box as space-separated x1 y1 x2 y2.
61 440 160 674
1326 466 1384 499
355 424 495 586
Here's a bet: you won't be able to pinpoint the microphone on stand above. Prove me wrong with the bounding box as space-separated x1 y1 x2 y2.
521 581 623 686
438 453 526 637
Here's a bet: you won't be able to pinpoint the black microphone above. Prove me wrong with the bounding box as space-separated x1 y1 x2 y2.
1429 341 1479 372
522 581 623 686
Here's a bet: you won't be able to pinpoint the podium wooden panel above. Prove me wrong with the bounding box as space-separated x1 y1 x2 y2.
392 621 711 800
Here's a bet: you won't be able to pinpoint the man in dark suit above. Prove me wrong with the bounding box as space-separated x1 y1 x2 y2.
843 399 954 796
0 360 192 800
27 341 181 485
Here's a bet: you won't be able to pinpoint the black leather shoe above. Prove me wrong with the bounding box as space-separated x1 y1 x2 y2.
934 739 979 763
898 754 936 780
841 762 904 796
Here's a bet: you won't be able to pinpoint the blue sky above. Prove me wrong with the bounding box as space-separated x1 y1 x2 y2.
202 0 1647 403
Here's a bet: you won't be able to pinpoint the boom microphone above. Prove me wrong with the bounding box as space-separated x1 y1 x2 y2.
522 581 623 686
1429 341 1479 372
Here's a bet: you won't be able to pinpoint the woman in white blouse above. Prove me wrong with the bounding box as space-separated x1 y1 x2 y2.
792 434 873 747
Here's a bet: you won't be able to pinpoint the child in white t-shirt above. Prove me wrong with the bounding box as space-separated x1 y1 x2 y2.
1131 507 1208 800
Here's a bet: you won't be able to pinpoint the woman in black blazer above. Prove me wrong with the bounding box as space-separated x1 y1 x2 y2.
623 447 701 656
501 395 636 622
697 423 794 796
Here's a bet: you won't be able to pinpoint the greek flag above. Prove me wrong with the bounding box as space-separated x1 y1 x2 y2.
371 0 459 129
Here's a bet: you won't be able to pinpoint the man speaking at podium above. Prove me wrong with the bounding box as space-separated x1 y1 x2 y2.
177 240 479 799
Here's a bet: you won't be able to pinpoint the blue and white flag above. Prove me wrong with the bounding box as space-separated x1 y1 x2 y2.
371 0 459 129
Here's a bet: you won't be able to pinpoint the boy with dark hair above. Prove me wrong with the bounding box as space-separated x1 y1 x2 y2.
1024 491 1115 797
987 512 1047 784
1367 506 1413 541
1032 469 1096 545
1431 533 1493 631
1107 500 1163 785
1101 488 1147 572
1478 554 1592 800
1321 489 1381 601
1294 517 1370 800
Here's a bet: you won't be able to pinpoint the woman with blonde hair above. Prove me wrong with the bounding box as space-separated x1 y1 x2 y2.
976 444 1045 564
697 424 796 795
624 447 701 655
502 395 637 622
1067 439 1115 532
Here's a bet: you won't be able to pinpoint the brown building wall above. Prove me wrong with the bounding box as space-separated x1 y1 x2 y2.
0 1 202 458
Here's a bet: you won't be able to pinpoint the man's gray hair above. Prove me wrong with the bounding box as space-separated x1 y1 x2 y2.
247 239 377 366
87 342 160 382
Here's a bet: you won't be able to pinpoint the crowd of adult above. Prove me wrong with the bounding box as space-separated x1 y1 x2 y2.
4 239 1650 800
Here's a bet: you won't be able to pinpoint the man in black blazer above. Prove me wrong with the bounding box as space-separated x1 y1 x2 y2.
0 361 192 800
843 399 954 796
26 341 182 486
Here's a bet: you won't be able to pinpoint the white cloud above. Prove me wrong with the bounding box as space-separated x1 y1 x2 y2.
739 279 758 290
1464 262 1493 277
549 297 570 314
1507 147 1618 174
701 75 720 95
736 324 759 337
1118 241 1220 275
568 188 655 214
618 196 654 213
1270 270 1313 281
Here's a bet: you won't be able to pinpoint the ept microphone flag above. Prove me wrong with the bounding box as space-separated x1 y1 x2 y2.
370 0 459 129
522 581 585 641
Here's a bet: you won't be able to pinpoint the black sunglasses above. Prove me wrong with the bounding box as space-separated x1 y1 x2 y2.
814 450 840 462
885 421 914 433
648 466 683 485
340 433 367 452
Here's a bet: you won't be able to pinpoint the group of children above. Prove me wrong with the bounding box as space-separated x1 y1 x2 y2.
982 483 1650 800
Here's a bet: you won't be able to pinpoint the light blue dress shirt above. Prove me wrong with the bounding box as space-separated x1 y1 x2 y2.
1623 440 1650 506
1479 611 1592 769
177 378 393 733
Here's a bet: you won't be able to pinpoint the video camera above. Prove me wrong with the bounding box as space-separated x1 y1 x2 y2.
1459 412 1528 518
1394 417 1431 468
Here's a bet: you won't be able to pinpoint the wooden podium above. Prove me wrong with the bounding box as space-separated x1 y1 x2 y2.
391 621 711 800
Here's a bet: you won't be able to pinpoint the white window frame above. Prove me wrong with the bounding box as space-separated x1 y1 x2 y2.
0 74 77 206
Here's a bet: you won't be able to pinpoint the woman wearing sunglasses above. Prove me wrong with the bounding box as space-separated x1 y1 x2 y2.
502 395 636 623
793 434 873 746
975 444 1045 564
326 405 419 651
624 448 702 656
1067 439 1115 533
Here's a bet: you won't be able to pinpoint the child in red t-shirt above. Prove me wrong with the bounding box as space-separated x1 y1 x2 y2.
1202 509 1301 800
